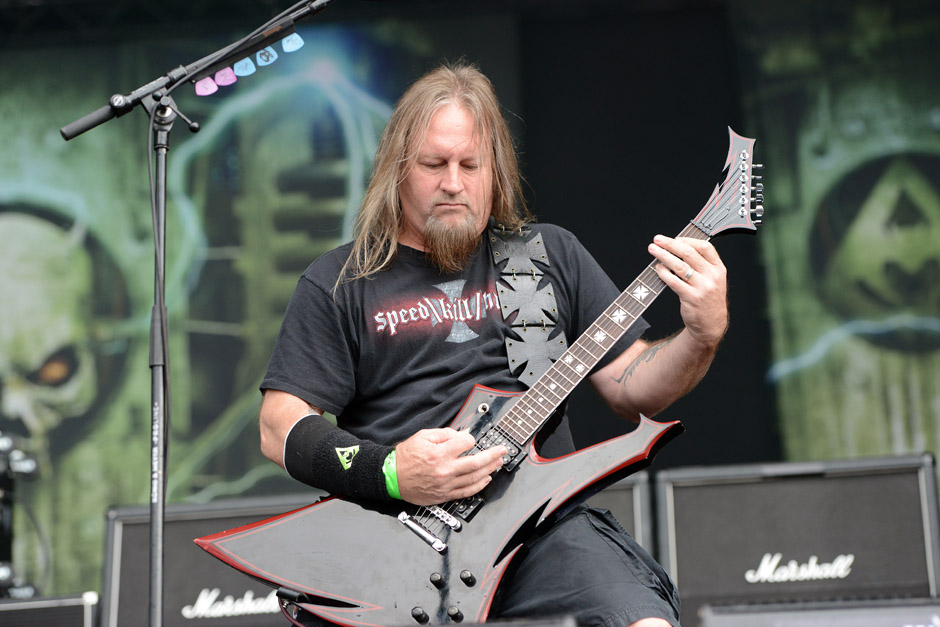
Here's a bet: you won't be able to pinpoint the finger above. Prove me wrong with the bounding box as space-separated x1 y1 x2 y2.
459 443 507 469
452 446 505 480
450 475 494 501
680 237 722 264
649 243 695 282
653 261 692 289
418 427 476 450
450 449 506 490
415 427 461 444
649 239 685 272
439 429 477 456
654 235 701 264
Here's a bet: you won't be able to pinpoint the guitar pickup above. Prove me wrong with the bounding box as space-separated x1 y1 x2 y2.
500 445 526 471
477 427 526 472
452 495 484 522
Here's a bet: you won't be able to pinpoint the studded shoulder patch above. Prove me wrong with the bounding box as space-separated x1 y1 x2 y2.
489 224 568 387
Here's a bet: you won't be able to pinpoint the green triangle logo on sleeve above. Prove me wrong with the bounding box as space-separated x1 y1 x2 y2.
335 445 360 470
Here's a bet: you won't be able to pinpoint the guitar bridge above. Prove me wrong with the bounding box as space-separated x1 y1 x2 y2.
428 505 462 530
398 511 446 552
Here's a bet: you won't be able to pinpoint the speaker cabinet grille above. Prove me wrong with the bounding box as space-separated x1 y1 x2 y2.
656 455 940 626
101 493 322 627
0 594 96 627
700 598 940 627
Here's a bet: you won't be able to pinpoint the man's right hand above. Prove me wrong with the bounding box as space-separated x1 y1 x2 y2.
395 428 507 506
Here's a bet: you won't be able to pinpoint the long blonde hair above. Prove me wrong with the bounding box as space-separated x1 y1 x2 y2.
338 62 531 286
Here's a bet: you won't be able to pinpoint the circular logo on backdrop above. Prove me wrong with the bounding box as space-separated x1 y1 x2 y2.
810 154 940 351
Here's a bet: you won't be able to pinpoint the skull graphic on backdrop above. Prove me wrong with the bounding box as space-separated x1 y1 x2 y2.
0 212 117 447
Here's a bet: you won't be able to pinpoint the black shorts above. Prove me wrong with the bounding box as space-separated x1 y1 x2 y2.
289 505 680 627
490 505 680 627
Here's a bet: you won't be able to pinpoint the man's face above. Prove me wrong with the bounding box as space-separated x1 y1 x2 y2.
398 104 493 252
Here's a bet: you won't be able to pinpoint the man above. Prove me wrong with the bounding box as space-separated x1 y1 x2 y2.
259 62 728 627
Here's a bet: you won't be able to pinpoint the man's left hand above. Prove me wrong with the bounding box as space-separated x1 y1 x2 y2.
648 235 728 347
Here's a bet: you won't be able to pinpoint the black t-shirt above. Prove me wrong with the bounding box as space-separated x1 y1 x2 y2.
261 223 649 457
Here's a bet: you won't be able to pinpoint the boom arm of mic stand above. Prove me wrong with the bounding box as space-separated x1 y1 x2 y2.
59 70 184 140
56 3 336 624
59 0 334 141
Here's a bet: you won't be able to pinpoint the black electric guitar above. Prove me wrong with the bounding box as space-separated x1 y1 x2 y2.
195 128 763 626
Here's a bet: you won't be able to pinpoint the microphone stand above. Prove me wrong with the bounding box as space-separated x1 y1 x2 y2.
58 2 334 625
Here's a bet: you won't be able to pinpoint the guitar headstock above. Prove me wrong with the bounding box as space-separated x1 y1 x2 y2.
691 127 763 237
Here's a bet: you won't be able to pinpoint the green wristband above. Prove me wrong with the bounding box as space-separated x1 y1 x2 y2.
382 450 401 500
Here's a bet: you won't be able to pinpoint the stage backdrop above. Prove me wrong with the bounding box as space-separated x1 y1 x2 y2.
0 10 520 595
0 0 938 603
729 0 940 462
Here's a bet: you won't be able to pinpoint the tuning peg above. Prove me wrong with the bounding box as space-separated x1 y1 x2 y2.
753 163 764 169
751 205 764 224
752 174 762 181
751 183 764 192
755 193 764 203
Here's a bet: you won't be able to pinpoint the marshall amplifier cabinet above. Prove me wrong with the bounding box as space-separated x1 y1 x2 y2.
101 492 323 627
0 593 97 626
700 598 940 626
584 471 653 550
655 454 940 626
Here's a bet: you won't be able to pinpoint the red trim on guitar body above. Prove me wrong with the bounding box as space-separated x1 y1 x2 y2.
194 127 760 626
193 398 682 627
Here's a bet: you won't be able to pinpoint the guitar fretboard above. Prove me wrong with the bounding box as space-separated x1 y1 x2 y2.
493 223 710 446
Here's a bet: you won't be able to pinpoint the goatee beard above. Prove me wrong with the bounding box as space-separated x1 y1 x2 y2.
422 214 481 273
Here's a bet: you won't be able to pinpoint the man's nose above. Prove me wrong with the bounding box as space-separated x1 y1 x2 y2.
441 163 463 194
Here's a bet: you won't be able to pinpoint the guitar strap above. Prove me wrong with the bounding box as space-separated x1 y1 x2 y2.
488 223 568 387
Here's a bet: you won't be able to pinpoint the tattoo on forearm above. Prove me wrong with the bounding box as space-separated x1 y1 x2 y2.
612 337 674 385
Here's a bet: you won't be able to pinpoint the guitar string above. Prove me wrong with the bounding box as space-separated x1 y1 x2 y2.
417 228 678 529
499 224 702 431
482 222 710 445
433 226 716 497
449 185 742 519
412 159 751 535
